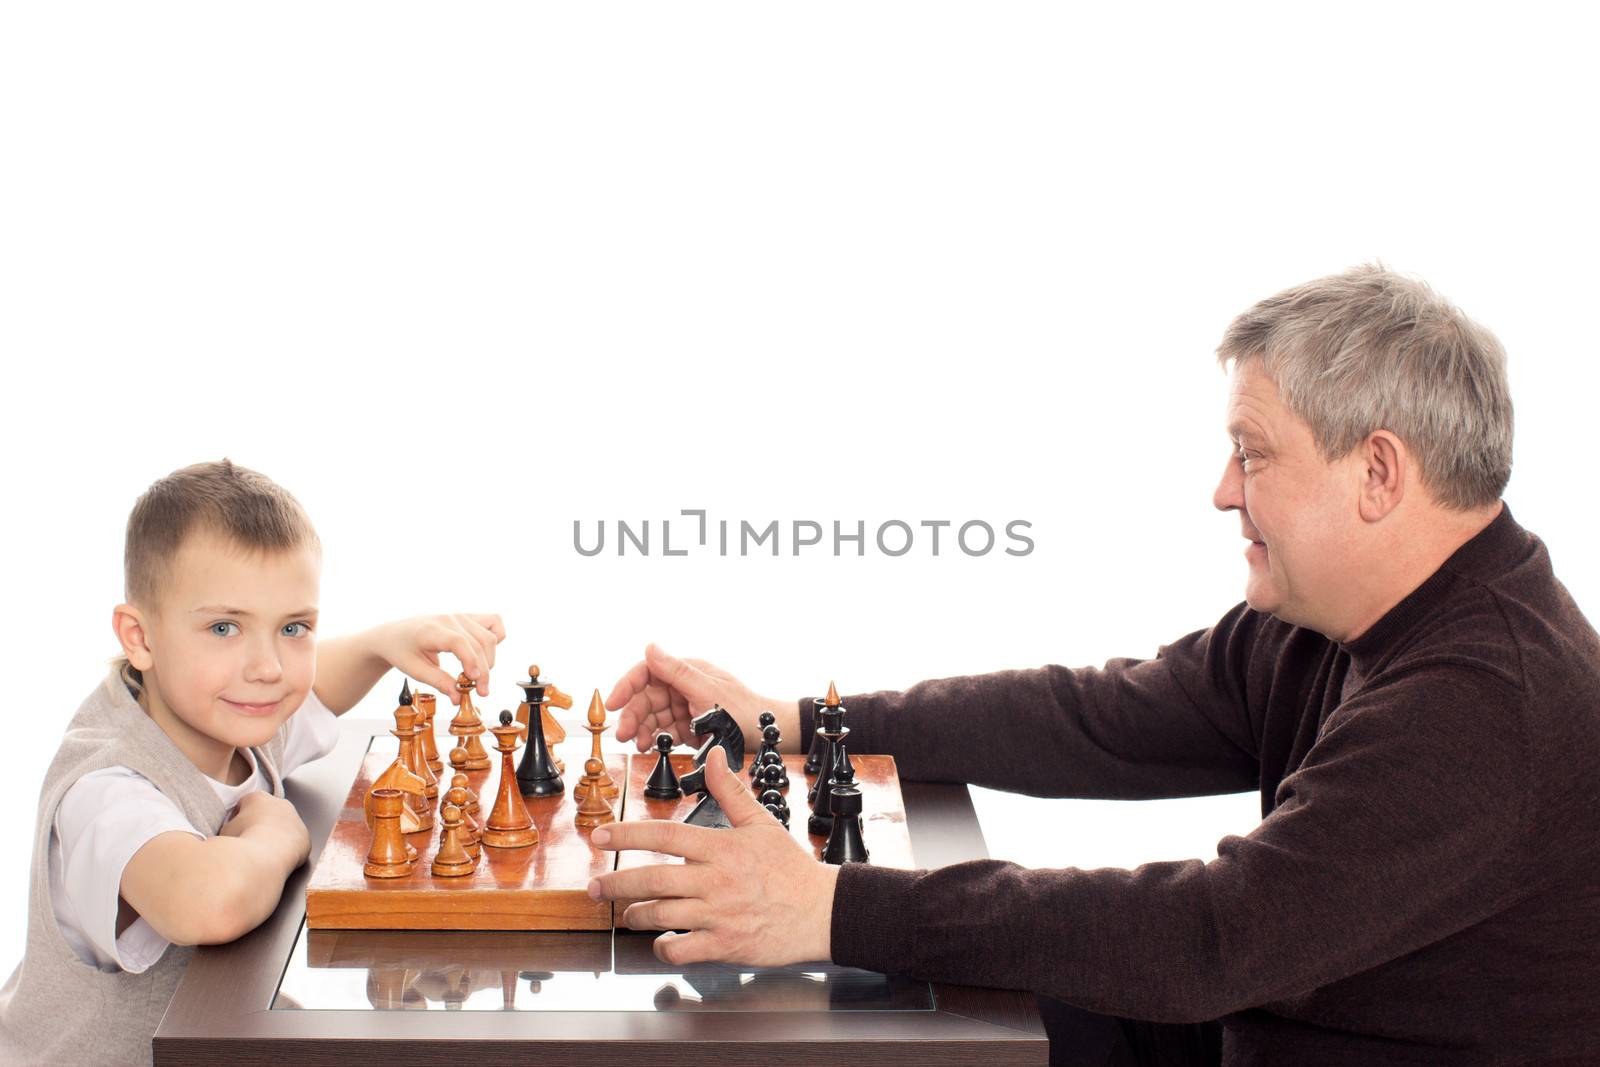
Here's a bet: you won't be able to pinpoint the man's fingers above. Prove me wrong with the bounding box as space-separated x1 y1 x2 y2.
620 898 710 932
588 819 718 862
607 659 651 713
645 643 714 703
653 930 721 966
704 746 770 828
588 859 711 902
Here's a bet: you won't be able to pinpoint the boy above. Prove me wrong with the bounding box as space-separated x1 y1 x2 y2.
0 459 505 1066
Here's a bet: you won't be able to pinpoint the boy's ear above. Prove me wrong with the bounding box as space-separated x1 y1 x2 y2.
112 604 155 671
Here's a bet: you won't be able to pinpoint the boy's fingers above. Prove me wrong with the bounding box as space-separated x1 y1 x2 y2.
456 615 499 671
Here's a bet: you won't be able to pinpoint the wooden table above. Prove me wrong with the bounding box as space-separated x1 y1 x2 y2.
154 722 1048 1065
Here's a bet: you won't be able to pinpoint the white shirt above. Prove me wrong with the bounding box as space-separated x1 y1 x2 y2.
47 690 340 973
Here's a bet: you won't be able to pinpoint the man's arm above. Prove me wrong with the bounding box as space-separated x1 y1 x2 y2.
805 601 1266 799
827 663 1531 1021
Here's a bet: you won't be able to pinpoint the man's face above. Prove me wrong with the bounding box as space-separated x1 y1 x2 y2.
137 531 321 752
1213 360 1361 633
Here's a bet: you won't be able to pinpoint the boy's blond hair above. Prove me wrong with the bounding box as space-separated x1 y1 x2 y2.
116 459 320 688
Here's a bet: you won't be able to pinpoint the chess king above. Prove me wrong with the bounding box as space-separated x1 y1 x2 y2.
590 267 1600 1065
0 459 505 1066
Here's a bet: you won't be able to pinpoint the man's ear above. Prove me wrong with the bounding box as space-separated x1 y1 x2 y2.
1357 430 1406 522
113 604 155 671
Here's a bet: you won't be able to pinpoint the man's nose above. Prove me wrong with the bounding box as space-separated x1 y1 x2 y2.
1213 453 1242 513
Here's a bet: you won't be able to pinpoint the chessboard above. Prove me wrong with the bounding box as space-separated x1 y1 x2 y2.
304 672 911 933
614 753 914 884
304 747 629 930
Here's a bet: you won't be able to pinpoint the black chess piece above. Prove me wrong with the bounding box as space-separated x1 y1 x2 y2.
644 732 682 799
514 671 563 798
808 705 850 804
822 785 869 865
759 788 789 827
760 753 788 792
804 698 830 775
750 717 780 780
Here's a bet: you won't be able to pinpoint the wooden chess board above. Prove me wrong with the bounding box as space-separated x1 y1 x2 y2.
304 744 628 931
615 753 914 880
305 740 912 932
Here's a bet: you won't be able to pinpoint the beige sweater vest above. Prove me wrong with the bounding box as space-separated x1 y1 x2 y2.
0 668 286 1066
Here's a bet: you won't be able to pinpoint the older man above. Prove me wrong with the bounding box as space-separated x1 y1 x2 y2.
589 266 1600 1065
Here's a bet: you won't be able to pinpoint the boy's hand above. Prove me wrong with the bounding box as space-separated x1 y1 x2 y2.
371 613 507 703
220 791 311 867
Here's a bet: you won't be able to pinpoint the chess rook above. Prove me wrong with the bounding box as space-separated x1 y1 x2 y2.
415 690 443 774
822 785 870 865
363 788 415 878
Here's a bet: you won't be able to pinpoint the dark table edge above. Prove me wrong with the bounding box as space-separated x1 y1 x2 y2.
155 721 1046 1061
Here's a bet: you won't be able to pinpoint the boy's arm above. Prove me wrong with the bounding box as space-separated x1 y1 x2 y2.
118 792 310 946
313 613 506 714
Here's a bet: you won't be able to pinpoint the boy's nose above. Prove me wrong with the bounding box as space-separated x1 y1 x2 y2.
242 644 284 683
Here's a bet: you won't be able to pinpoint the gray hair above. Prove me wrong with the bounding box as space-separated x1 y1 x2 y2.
1216 264 1513 510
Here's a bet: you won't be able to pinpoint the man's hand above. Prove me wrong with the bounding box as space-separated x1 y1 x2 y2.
607 644 798 753
586 746 839 967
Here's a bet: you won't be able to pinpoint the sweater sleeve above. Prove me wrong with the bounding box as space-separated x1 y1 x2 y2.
801 601 1264 799
829 663 1533 1022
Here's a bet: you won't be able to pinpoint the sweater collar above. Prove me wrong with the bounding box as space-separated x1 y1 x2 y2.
1338 501 1528 669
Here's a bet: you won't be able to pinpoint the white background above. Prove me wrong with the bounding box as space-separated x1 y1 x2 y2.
1 4 1595 974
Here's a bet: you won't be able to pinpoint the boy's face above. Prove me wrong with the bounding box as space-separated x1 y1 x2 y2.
125 530 322 753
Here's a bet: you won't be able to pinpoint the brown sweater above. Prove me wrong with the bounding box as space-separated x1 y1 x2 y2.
810 505 1600 1065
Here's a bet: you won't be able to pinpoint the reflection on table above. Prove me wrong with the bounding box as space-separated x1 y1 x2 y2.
273 925 934 1014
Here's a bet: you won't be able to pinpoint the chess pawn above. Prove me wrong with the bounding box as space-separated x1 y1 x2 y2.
759 787 789 827
750 712 778 780
397 684 440 802
573 691 619 801
364 788 415 878
415 691 443 774
481 710 538 849
644 732 682 799
822 785 869 865
448 672 493 771
760 757 789 794
574 757 616 829
432 804 479 877
446 784 481 857
448 769 481 822
805 681 841 775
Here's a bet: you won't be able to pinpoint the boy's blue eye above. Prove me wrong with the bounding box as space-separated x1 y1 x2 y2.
210 621 240 637
282 622 311 637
